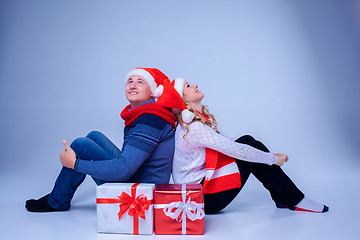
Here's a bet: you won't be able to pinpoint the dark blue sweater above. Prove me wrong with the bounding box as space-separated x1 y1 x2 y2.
74 114 175 184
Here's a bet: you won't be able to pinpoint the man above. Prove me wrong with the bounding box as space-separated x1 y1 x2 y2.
26 67 179 212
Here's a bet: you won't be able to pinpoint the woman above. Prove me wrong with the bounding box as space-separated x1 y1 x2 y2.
25 67 180 212
171 78 329 214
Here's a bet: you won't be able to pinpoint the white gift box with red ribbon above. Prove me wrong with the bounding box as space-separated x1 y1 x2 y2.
96 183 155 234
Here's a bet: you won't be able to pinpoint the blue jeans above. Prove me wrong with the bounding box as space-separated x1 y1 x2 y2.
47 131 122 210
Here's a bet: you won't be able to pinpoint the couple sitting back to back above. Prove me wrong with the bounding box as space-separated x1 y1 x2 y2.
26 67 328 214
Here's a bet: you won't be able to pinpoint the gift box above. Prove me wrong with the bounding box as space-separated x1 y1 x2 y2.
96 183 155 234
154 184 205 235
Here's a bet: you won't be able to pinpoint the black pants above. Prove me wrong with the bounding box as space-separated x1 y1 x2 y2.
204 135 305 214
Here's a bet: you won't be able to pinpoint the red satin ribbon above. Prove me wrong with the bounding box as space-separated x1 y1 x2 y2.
97 183 153 234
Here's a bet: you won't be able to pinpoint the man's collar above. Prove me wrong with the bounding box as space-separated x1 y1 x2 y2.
130 99 155 110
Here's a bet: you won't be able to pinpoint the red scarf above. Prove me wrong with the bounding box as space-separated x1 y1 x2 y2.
121 103 177 128
196 110 241 194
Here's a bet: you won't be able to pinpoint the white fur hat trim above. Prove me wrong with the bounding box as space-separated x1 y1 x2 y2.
174 78 186 97
125 68 157 95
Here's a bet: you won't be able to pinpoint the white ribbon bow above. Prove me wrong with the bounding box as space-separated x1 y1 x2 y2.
159 184 205 234
163 196 205 222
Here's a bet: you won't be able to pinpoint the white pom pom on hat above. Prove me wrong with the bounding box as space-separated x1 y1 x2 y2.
153 85 164 98
181 109 195 123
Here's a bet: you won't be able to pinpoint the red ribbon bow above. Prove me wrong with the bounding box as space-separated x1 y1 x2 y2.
117 186 151 221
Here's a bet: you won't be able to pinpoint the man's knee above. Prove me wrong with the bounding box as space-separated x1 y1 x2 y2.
86 131 104 140
70 137 89 151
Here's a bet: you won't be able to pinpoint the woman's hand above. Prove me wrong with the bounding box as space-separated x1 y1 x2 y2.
273 153 288 166
60 140 76 169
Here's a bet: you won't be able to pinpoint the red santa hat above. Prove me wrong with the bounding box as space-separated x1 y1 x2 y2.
125 68 194 123
168 78 195 124
125 67 167 98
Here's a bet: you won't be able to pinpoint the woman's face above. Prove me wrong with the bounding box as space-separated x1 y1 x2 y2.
125 75 152 108
183 82 205 104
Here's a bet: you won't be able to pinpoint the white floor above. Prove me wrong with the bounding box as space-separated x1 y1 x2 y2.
2 158 359 240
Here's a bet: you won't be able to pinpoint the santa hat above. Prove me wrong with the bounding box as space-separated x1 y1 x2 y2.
125 67 167 98
125 68 194 123
164 78 194 124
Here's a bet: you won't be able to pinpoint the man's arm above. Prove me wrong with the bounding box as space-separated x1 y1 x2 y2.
74 115 169 181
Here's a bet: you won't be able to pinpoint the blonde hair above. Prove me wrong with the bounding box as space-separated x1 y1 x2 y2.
177 97 219 141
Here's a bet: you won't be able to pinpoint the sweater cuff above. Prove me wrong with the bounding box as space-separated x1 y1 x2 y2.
271 154 277 165
74 158 80 171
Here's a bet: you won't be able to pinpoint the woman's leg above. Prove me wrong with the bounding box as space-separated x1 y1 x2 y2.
26 132 121 212
204 188 240 214
204 164 256 214
236 135 328 212
205 135 327 214
235 135 304 207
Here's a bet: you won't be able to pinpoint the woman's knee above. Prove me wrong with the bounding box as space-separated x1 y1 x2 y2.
235 135 255 144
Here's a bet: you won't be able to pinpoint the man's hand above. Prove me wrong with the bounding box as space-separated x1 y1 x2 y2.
273 153 288 167
60 140 76 169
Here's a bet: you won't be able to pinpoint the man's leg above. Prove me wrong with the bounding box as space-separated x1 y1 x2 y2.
85 131 122 159
26 133 120 212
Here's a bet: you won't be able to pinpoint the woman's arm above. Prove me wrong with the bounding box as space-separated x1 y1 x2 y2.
217 128 237 141
186 122 278 165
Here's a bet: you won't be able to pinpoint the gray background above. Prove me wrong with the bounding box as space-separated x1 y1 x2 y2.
1 0 359 239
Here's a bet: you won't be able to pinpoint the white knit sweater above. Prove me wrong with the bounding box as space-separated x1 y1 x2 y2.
172 122 277 184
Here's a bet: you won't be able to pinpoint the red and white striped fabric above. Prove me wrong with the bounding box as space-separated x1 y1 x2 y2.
202 148 241 194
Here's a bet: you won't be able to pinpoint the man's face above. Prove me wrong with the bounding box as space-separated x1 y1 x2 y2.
125 75 152 108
